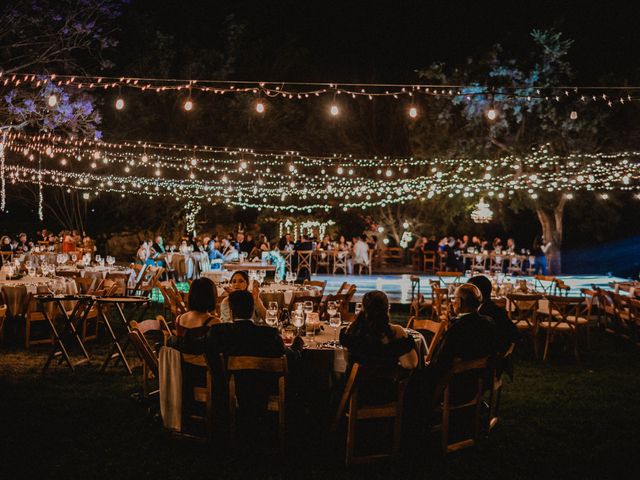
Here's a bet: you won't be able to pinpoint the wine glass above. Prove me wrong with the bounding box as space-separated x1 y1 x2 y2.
71 253 78 264
95 254 102 265
303 301 313 318
291 310 304 335
329 312 341 344
107 256 115 267
265 309 278 328
327 301 337 318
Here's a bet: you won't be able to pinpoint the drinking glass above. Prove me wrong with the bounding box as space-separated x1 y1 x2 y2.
329 312 341 344
291 310 304 335
354 302 363 316
95 254 102 265
71 253 78 264
265 310 278 328
327 301 337 318
303 301 313 317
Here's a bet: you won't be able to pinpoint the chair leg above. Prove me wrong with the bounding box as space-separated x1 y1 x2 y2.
542 330 551 361
345 395 357 466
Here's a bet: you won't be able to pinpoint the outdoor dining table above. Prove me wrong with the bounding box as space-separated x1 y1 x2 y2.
159 252 208 281
97 296 151 375
224 262 277 272
34 293 93 372
0 276 78 318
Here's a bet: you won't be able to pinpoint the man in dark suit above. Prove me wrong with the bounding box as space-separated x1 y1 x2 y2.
466 275 518 355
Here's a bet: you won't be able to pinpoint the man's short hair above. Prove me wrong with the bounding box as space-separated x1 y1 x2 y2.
228 290 254 320
456 283 482 310
466 275 492 304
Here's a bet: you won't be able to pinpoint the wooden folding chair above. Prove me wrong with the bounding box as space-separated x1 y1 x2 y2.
507 255 524 275
407 316 447 363
507 293 542 358
227 355 288 451
539 295 587 361
332 363 409 465
313 251 331 274
533 275 556 294
22 292 54 348
489 255 504 274
470 255 486 273
128 322 159 398
431 287 450 322
432 356 491 454
303 279 327 296
423 251 437 273
0 251 13 264
409 276 432 318
288 293 322 313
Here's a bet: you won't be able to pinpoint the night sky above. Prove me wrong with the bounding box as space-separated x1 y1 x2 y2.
126 0 640 85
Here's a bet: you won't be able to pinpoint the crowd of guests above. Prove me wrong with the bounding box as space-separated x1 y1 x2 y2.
0 229 96 265
163 268 517 448
414 234 552 274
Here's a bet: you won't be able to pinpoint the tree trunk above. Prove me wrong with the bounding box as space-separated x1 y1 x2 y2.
535 196 566 274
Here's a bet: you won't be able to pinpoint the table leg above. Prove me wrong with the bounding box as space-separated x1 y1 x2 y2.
99 303 133 374
42 302 74 372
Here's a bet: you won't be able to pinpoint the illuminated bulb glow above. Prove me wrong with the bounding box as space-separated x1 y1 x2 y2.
330 104 339 116
184 99 194 111
47 94 58 107
115 97 125 110
255 101 265 113
486 108 497 120
409 106 418 118
570 111 578 120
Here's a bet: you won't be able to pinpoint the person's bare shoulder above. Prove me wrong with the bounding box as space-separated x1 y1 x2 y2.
390 323 408 338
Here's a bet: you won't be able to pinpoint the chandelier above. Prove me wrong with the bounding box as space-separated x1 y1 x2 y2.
471 197 493 223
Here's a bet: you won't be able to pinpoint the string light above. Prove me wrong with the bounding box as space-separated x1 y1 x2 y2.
115 97 125 110
184 99 194 111
255 101 265 113
330 104 339 116
409 106 418 118
570 110 578 120
47 94 58 107
486 108 497 121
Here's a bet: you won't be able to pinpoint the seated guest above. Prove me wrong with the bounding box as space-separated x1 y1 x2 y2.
239 233 255 256
336 235 349 251
82 236 96 253
277 233 293 251
257 234 270 252
136 241 151 264
505 237 516 254
458 234 469 250
16 233 30 253
340 290 418 403
219 271 266 323
443 237 463 272
318 235 331 250
151 235 165 256
466 275 518 355
176 278 219 339
207 239 225 266
471 236 482 252
424 235 439 252
492 237 503 251
221 238 239 261
367 235 378 251
62 231 75 253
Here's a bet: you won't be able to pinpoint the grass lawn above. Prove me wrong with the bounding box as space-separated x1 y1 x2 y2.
1 309 639 480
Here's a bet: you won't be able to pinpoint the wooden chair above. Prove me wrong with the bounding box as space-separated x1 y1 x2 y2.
431 287 450 322
288 293 322 313
470 254 486 273
411 248 423 271
332 363 409 465
423 251 437 274
296 250 313 276
74 277 97 294
22 292 54 348
227 355 288 451
489 255 504 274
507 255 524 275
313 251 331 274
436 271 463 286
409 275 432 319
432 356 491 454
0 304 6 342
332 250 349 274
303 279 327 296
128 322 160 398
407 316 446 363
539 295 587 361
182 353 214 439
488 343 515 430
533 275 556 294
0 251 13 263
626 298 640 346
506 293 542 358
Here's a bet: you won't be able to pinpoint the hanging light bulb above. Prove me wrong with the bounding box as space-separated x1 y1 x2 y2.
408 106 418 118
330 104 339 116
471 197 493 223
115 97 125 110
570 110 578 120
255 101 265 113
47 94 58 107
184 99 194 111
486 108 497 121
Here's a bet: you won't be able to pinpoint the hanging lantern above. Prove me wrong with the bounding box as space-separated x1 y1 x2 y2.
471 197 493 223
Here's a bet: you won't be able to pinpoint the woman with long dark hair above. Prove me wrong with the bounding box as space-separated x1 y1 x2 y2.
176 277 219 339
340 290 418 370
219 270 266 322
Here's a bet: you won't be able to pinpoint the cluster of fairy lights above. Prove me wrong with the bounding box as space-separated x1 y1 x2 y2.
4 72 640 120
2 133 639 212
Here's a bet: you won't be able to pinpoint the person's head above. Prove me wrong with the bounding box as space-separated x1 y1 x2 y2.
246 233 253 241
285 233 291 242
448 236 456 247
463 235 469 242
154 235 163 245
1 236 10 245
19 233 27 242
180 239 187 247
507 238 515 247
229 271 250 291
237 232 245 243
493 237 502 247
354 290 392 339
339 235 346 243
466 275 492 306
188 278 217 313
453 284 482 315
228 290 254 320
